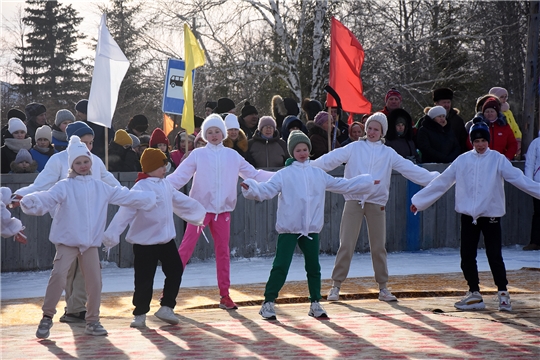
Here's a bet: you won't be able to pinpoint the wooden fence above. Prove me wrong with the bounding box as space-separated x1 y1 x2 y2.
1 162 533 272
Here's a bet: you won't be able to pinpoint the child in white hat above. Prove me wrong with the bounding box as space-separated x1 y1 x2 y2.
20 135 157 339
1 118 32 174
311 112 440 302
167 114 274 310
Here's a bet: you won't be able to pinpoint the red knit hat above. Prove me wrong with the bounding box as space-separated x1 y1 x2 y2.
149 128 169 147
482 97 500 114
385 88 402 103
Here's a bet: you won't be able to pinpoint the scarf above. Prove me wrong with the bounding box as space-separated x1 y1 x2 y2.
4 137 32 152
52 129 68 142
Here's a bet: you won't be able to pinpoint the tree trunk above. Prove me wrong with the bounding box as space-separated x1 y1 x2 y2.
522 1 540 152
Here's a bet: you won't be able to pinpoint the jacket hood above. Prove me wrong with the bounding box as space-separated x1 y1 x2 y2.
281 116 308 142
386 108 413 141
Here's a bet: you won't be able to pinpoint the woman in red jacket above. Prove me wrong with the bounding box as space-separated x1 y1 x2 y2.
466 97 517 161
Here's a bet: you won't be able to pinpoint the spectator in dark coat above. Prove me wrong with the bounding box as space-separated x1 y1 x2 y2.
75 99 113 161
340 121 365 146
428 88 468 153
271 95 299 133
385 109 420 163
25 102 48 143
238 102 259 140
125 114 149 137
281 115 308 143
247 116 288 168
1 108 26 146
416 106 461 164
108 129 141 172
301 98 323 123
1 118 33 173
308 111 340 160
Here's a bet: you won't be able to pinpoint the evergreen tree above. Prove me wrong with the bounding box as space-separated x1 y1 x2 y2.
15 0 85 101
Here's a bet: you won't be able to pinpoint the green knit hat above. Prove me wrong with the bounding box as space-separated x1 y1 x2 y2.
287 130 311 157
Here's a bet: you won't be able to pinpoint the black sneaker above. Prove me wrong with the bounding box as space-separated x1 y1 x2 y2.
59 311 86 323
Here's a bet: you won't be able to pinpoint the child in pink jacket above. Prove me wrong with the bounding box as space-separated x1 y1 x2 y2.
167 114 273 310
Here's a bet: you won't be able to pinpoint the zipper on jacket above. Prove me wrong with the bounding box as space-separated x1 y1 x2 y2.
266 140 269 167
216 147 221 217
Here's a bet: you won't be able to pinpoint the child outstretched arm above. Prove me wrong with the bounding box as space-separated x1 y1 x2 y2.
240 130 379 320
1 187 26 243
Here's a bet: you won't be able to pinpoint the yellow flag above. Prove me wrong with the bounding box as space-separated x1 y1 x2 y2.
182 24 205 134
163 113 175 136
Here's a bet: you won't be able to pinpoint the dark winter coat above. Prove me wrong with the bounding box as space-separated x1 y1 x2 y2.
238 117 257 140
307 121 341 160
85 120 114 161
1 138 33 174
223 129 249 159
247 130 288 168
416 115 461 164
415 107 467 154
108 141 141 172
385 109 420 163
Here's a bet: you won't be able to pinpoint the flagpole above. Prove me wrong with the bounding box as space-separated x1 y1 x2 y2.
327 108 332 152
104 127 109 169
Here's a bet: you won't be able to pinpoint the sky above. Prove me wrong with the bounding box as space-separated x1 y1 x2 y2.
1 0 107 83
2 245 539 300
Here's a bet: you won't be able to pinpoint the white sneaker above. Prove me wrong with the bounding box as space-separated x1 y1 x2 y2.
308 301 328 318
327 287 340 301
378 288 398 302
498 291 512 311
154 306 179 325
259 302 276 320
454 291 486 310
130 314 146 328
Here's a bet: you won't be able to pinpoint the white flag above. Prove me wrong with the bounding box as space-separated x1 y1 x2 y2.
87 14 130 128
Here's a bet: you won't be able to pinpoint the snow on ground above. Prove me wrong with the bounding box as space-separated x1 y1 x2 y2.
1 245 538 300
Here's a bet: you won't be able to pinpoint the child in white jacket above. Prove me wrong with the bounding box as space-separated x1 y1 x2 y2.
311 113 439 302
20 136 156 339
103 148 206 328
167 114 274 310
1 187 26 243
12 121 121 324
411 119 540 311
523 131 540 251
242 131 379 320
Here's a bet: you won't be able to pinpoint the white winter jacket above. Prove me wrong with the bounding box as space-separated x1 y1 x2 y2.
20 176 156 253
14 150 120 196
1 187 23 238
104 177 206 246
311 139 439 206
412 148 540 222
242 160 374 236
167 142 274 214
525 136 540 183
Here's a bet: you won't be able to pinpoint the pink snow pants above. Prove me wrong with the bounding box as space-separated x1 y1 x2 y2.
179 212 231 297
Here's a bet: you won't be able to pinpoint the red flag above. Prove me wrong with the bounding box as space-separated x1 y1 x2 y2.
327 17 371 117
